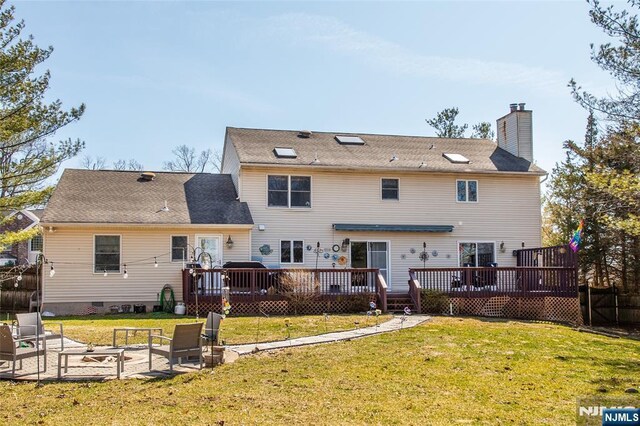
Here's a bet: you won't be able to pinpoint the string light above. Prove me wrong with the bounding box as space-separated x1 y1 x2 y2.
13 251 206 282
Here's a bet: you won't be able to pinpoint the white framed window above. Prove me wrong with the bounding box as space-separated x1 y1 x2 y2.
381 178 399 200
94 235 121 273
267 175 311 208
458 242 495 267
280 240 304 264
29 235 43 252
171 235 188 262
456 179 478 202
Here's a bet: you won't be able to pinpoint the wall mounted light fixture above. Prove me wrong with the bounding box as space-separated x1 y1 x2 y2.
226 235 234 249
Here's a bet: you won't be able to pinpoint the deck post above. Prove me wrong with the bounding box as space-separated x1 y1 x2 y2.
408 270 422 314
376 272 388 313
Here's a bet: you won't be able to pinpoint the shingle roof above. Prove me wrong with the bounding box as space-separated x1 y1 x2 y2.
41 169 253 225
225 127 546 175
29 209 44 219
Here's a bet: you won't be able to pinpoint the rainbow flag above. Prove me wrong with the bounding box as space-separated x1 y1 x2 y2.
569 219 585 253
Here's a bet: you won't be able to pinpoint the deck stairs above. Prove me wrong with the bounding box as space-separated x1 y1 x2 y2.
386 292 417 313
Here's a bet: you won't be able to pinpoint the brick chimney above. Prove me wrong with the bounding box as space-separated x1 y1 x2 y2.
496 103 533 163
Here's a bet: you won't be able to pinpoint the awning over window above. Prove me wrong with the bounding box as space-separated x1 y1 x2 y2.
332 224 454 233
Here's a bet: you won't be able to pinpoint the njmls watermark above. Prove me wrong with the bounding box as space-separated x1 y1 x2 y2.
577 396 640 425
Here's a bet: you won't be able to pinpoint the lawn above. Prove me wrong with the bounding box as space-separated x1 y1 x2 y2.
3 317 639 425
46 312 392 346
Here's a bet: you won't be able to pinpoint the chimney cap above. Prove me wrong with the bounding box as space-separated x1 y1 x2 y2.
518 103 526 111
509 103 518 112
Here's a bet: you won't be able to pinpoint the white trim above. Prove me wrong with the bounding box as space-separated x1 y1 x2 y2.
6 209 40 231
248 228 252 260
380 177 400 201
241 163 547 177
456 240 496 267
266 174 312 209
279 239 305 265
455 179 479 203
93 234 122 274
170 234 189 263
195 234 223 267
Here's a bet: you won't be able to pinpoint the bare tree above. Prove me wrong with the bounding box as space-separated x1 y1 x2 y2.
113 159 144 171
163 145 221 173
81 155 106 170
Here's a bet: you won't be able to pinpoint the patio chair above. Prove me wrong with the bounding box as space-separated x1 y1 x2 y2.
202 312 223 348
0 324 46 378
28 291 41 313
149 322 203 372
15 312 65 351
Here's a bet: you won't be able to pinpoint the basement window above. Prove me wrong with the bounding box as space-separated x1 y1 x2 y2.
335 135 365 145
443 153 470 164
273 147 297 158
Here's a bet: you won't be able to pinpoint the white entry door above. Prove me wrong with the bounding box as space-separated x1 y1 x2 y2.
196 235 222 294
350 241 390 290
368 242 389 287
196 235 222 266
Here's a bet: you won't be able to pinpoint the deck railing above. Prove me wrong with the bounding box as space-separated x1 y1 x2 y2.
409 266 579 298
516 244 577 268
182 268 383 307
408 275 422 314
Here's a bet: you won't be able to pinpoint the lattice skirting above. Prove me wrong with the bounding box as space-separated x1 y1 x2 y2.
421 295 583 325
186 295 376 316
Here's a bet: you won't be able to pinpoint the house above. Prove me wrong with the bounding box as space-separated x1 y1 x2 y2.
39 103 548 315
0 209 43 266
40 171 253 315
220 104 546 292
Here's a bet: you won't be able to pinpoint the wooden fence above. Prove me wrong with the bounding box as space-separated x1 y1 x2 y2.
580 287 640 325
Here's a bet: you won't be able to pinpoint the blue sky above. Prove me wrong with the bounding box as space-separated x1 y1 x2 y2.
15 1 613 178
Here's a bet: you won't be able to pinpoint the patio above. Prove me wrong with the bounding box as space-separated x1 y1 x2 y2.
0 315 427 381
0 335 236 381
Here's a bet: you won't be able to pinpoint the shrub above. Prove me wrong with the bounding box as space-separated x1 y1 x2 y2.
421 289 449 314
280 269 320 315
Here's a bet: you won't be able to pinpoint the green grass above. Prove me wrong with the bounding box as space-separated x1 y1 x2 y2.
3 317 639 424
46 313 391 346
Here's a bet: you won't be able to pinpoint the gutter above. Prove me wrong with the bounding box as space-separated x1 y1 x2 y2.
239 163 547 177
40 222 255 229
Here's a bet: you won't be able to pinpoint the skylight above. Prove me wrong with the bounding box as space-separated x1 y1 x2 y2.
443 153 470 164
335 135 365 145
273 147 297 158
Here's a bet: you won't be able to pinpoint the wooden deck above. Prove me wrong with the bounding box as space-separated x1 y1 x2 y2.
182 268 387 314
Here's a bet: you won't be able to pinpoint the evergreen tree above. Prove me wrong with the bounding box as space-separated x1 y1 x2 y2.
0 1 84 249
470 122 495 140
425 107 468 138
570 0 640 120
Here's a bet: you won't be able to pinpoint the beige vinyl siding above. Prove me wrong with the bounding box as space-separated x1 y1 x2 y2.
517 112 533 162
241 167 541 290
43 226 250 304
497 111 533 162
221 135 241 195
